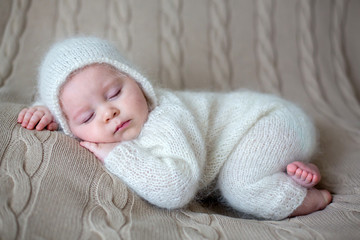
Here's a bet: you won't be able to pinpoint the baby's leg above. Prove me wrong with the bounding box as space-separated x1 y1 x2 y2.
218 168 308 220
218 100 328 220
287 161 321 188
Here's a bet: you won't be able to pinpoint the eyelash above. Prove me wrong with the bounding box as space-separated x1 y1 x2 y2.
83 112 94 124
108 88 121 100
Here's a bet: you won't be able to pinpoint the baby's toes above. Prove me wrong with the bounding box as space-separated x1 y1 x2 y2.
301 171 309 181
305 173 313 183
286 164 297 176
295 168 303 178
312 174 319 184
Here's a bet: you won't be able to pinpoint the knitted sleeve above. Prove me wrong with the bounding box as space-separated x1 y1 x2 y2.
104 92 206 209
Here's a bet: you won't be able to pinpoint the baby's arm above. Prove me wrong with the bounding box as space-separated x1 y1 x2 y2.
18 106 58 131
105 141 202 209
100 94 206 209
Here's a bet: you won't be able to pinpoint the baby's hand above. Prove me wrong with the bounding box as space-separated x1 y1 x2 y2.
18 106 58 131
80 141 120 163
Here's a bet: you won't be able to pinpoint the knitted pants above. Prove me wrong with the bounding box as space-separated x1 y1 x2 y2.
217 103 316 220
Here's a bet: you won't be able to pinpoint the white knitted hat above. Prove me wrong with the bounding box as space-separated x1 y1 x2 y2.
37 36 157 137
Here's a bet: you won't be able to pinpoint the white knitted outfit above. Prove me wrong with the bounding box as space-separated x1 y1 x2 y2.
37 37 317 220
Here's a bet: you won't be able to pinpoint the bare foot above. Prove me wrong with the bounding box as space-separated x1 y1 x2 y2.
287 161 321 188
290 188 332 217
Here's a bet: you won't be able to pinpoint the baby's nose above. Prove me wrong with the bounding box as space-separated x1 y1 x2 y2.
104 107 119 122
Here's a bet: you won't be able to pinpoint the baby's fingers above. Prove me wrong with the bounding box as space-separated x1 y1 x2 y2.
47 121 59 131
18 108 28 123
80 141 98 152
36 112 54 130
80 142 105 163
21 108 37 128
27 111 47 130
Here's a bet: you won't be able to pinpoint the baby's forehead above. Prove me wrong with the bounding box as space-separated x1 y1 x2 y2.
61 64 129 94
67 63 126 81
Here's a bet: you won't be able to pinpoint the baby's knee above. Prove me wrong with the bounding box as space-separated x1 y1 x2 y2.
284 103 317 158
264 101 317 161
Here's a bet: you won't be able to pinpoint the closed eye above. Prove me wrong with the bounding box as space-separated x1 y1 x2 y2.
107 88 121 100
83 112 95 124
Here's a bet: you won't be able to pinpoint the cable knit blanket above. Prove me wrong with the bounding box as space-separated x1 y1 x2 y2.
1 0 360 239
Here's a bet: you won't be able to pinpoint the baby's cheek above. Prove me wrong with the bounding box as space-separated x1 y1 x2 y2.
72 125 90 141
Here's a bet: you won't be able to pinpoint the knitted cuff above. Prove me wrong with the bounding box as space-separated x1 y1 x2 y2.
269 180 307 220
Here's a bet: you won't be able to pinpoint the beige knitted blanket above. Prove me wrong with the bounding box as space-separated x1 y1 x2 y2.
1 0 359 239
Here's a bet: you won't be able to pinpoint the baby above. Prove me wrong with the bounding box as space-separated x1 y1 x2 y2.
18 37 331 220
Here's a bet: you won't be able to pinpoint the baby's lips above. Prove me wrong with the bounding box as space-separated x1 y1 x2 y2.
114 119 131 133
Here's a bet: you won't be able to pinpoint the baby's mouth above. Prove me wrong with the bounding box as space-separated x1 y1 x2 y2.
114 120 131 133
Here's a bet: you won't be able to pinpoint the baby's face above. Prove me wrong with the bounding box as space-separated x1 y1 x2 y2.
60 64 149 143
